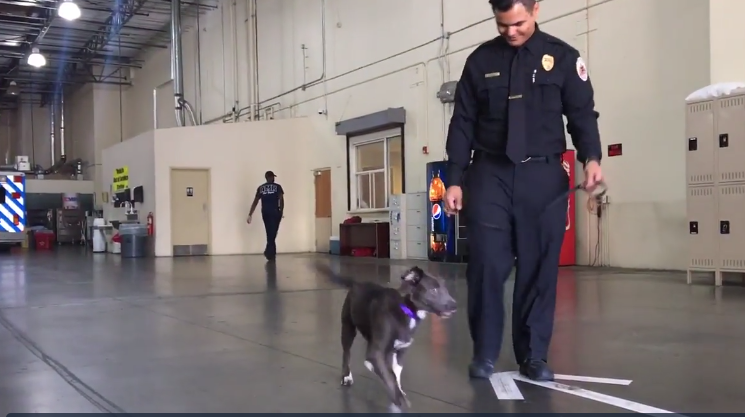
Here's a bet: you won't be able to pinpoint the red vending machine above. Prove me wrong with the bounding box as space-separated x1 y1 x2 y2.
560 150 576 266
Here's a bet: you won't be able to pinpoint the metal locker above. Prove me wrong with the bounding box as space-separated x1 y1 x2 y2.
685 99 715 185
716 93 745 183
389 209 405 241
717 184 745 271
687 186 718 270
389 193 407 260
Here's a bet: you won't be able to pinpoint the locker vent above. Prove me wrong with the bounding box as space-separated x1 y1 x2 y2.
721 259 745 269
689 187 714 197
720 171 745 182
720 184 745 195
690 173 715 183
691 258 715 267
688 102 712 112
719 97 745 108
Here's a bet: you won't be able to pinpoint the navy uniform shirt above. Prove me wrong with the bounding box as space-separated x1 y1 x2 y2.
257 182 283 214
445 25 602 187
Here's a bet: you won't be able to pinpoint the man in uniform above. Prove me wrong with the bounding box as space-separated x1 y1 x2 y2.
443 0 604 381
247 170 284 261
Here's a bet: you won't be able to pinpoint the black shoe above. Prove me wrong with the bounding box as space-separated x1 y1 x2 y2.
519 359 554 381
468 359 495 379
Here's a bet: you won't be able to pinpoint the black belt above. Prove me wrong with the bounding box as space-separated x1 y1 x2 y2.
472 151 561 164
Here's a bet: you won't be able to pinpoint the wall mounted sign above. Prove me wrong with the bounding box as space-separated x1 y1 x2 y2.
113 166 129 191
607 143 622 157
186 187 193 197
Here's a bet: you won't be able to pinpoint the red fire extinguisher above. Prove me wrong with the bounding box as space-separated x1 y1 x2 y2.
147 212 154 236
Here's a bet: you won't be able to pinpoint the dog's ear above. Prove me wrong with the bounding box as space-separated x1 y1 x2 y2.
401 267 424 284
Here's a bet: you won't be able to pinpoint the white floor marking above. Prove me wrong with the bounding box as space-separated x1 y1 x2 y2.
554 374 632 385
490 372 525 400
492 371 680 415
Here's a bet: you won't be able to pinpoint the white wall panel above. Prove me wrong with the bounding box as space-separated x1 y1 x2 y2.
112 0 715 269
151 117 340 257
101 130 156 223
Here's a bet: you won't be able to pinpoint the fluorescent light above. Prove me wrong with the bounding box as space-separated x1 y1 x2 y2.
2 40 20 46
27 48 45 68
58 0 81 21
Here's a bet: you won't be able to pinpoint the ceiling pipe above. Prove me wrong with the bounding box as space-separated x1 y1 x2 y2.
49 92 55 166
59 89 65 158
171 0 185 127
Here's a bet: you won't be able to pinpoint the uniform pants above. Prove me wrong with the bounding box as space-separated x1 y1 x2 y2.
262 211 282 258
465 153 569 364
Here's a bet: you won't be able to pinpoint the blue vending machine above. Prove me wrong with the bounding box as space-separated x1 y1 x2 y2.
426 161 458 262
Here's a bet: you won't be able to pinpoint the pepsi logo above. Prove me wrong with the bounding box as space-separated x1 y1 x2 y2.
432 203 442 220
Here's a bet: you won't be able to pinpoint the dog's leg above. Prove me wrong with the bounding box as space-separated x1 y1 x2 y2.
340 298 356 386
366 347 407 412
391 350 405 393
390 349 410 408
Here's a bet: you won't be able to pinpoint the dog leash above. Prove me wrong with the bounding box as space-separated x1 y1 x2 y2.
544 181 608 213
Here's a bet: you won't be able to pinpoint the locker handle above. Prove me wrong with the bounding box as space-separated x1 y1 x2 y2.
720 220 730 234
719 133 729 148
688 137 698 151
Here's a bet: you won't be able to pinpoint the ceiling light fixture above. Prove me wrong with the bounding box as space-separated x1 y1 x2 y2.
58 0 81 21
7 81 19 96
27 48 46 68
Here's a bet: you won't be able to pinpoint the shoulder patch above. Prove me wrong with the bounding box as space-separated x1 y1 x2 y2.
576 57 588 81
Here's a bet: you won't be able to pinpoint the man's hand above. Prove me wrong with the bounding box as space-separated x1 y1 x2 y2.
444 186 463 216
247 215 252 224
584 160 603 191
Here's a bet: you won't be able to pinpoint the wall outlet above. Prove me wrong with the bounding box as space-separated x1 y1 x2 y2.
600 194 610 204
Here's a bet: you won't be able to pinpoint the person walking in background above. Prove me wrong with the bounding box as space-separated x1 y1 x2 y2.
444 0 604 381
247 171 284 261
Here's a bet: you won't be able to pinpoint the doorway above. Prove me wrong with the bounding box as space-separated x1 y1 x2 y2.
170 168 211 256
314 168 332 252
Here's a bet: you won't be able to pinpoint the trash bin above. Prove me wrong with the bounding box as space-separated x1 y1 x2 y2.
119 223 149 258
120 234 148 258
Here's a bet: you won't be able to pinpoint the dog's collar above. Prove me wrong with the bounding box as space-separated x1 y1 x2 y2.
400 304 417 320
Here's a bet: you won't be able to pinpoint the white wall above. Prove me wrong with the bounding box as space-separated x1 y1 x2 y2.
152 117 343 257
709 0 745 84
114 0 714 269
101 130 156 223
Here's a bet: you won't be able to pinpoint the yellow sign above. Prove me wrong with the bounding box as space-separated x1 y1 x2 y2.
113 166 129 191
542 54 554 71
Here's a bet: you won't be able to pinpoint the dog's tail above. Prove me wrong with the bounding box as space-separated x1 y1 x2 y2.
314 262 356 288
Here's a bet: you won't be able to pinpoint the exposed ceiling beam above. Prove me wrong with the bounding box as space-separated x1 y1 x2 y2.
0 1 52 99
64 0 149 76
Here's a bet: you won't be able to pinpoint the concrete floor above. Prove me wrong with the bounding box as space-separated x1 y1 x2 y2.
0 249 743 414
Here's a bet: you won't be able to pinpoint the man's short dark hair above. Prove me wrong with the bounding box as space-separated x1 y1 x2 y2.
489 0 536 12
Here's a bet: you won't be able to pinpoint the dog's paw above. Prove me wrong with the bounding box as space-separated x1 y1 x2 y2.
341 373 354 386
387 403 403 413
